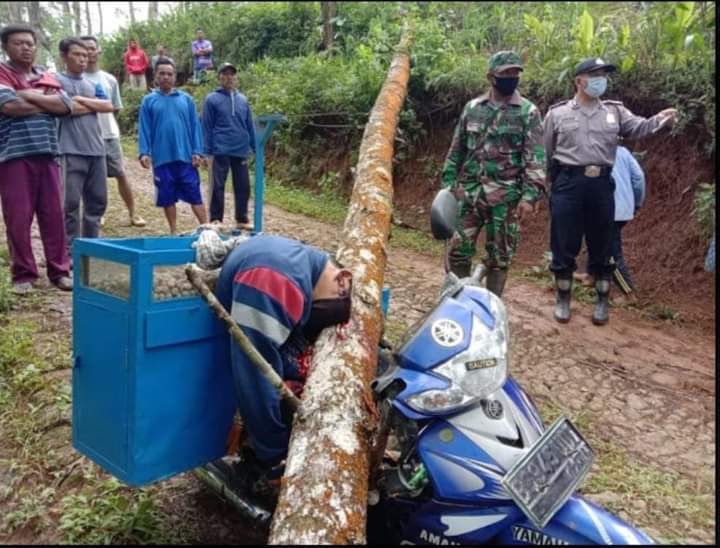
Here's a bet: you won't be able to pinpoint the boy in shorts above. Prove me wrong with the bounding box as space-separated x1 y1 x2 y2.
138 59 207 234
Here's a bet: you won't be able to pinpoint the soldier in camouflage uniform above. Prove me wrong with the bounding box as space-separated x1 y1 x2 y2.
440 51 546 297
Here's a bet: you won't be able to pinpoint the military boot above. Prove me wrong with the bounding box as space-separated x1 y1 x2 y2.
448 259 471 279
592 278 611 325
486 268 508 298
554 277 572 323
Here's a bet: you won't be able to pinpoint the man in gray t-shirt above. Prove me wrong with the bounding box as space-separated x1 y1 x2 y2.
82 35 146 228
56 38 113 248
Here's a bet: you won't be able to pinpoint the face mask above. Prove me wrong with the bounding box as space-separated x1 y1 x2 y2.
584 76 607 98
493 76 519 97
302 296 352 344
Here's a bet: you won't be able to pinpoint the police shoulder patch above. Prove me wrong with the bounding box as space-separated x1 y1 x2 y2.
548 99 569 111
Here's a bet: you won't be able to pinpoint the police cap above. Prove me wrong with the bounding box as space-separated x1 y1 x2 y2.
574 57 617 76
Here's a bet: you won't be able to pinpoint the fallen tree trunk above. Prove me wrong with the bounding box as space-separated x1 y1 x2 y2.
268 26 413 545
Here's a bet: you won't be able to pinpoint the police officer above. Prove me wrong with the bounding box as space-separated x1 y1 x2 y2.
440 50 546 297
543 57 677 325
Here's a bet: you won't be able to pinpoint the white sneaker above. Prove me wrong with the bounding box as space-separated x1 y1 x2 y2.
12 282 33 295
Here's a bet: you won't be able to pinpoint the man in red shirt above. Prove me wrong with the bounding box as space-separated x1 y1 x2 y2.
0 24 73 294
123 38 148 90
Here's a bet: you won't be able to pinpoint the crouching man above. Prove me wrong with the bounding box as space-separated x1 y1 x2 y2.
214 234 353 495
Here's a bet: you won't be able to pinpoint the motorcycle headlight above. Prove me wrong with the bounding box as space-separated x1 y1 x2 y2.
407 293 509 414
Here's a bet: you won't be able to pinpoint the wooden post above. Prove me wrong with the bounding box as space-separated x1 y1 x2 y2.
268 24 413 545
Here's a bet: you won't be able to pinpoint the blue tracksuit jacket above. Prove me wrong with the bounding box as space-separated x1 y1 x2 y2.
201 87 256 158
138 89 203 167
215 235 328 465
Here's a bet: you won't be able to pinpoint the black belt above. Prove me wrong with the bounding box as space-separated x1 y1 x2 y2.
558 164 611 178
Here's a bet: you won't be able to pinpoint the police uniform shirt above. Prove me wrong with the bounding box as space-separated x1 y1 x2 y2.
543 96 666 167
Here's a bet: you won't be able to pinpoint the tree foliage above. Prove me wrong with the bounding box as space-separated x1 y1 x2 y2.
102 2 714 156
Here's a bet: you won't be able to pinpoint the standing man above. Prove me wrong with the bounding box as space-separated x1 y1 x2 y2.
608 145 645 296
56 38 112 250
191 29 213 84
440 50 546 297
202 62 256 229
123 38 149 90
0 24 72 294
138 59 208 234
544 57 677 325
81 35 146 228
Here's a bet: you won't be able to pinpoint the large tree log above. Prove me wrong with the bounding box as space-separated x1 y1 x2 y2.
268 25 413 545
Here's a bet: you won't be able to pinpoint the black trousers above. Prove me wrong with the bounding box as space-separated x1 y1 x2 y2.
210 155 250 223
549 170 615 279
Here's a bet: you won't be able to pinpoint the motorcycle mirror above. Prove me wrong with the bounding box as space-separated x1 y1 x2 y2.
430 188 459 240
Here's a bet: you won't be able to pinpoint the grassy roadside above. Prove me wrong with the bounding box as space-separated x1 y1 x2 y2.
0 251 185 544
538 402 715 545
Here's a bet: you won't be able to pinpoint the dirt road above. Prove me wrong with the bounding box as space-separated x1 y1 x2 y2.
0 160 715 544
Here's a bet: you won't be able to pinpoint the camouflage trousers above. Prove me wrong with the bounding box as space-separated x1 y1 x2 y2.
447 196 520 274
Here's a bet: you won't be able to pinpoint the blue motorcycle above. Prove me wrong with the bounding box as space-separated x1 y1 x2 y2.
367 274 654 545
199 190 656 544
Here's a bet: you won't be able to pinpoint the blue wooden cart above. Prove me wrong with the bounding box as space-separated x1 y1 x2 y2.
71 115 284 486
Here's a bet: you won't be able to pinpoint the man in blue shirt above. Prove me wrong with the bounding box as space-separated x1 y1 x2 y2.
202 62 256 229
138 59 207 234
215 235 352 490
609 145 645 295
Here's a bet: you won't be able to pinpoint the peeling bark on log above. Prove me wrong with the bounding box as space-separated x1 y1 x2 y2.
269 26 413 545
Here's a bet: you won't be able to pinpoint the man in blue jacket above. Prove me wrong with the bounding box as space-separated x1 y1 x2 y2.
609 145 645 295
138 59 207 234
202 62 256 229
214 234 352 491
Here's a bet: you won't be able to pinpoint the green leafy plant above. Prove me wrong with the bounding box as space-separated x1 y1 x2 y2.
2 487 56 534
58 480 178 545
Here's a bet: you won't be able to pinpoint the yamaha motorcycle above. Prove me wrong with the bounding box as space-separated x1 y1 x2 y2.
197 190 656 545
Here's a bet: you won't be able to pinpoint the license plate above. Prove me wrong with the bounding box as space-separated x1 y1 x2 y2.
502 416 594 529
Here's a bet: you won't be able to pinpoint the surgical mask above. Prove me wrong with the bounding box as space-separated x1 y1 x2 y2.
584 76 607 97
493 76 519 97
302 296 352 344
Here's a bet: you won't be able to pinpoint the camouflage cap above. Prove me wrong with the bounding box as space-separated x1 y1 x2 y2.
488 50 523 73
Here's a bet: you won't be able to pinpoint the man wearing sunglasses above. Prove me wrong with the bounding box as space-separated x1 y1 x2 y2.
214 234 353 495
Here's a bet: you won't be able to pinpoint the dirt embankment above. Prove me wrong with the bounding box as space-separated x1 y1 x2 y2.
272 107 716 335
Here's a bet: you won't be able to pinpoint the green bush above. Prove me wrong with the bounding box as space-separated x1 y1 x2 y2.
116 86 150 135
111 1 716 175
